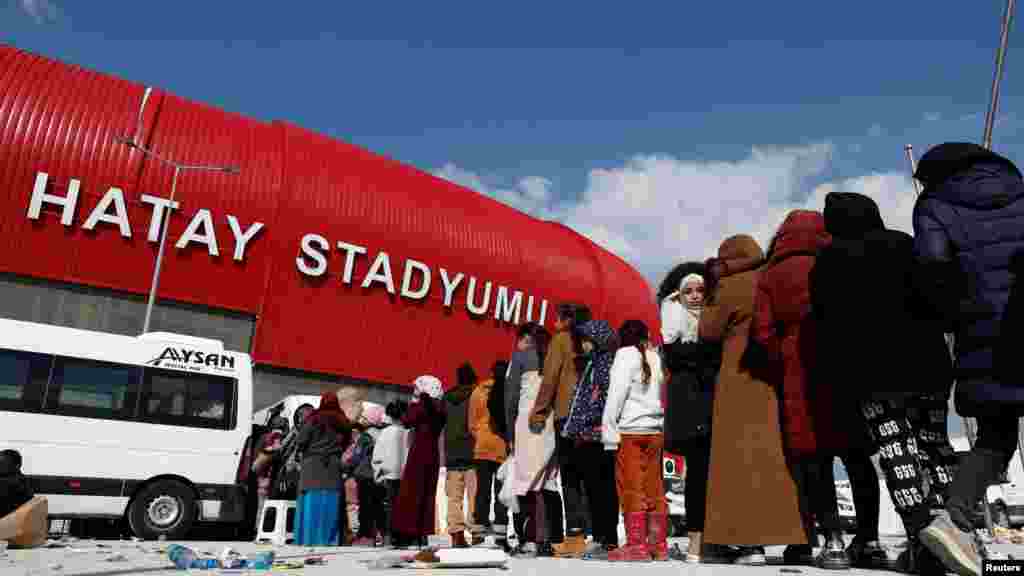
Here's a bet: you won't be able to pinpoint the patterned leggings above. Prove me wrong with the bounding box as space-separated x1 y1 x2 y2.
860 394 957 531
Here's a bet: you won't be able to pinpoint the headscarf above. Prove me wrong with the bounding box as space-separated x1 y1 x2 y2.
679 273 704 301
308 391 349 431
413 375 444 401
665 273 703 343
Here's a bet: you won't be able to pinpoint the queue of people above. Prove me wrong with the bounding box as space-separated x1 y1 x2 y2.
245 142 1023 576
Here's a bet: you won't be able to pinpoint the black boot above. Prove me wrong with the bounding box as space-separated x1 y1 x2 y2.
784 544 814 565
897 538 947 575
846 537 892 569
816 531 851 570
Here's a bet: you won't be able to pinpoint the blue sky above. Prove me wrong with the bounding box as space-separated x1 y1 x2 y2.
5 3 1019 273
4 0 1018 450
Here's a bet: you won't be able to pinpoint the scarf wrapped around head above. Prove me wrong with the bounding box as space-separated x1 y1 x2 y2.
309 391 350 431
413 375 444 401
704 235 765 303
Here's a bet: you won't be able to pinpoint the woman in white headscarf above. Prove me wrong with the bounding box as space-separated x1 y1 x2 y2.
658 262 722 562
391 375 447 549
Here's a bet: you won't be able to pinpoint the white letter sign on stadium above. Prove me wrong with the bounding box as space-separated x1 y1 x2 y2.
25 172 549 327
26 172 265 261
295 236 549 326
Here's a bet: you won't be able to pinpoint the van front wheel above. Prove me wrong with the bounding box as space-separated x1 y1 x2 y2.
128 480 195 540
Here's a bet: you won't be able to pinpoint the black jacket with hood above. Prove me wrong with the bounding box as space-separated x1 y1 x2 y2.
913 143 1024 415
659 261 722 452
444 369 476 469
810 192 952 400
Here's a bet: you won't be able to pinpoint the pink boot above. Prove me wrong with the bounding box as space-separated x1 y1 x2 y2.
647 513 669 561
607 513 650 562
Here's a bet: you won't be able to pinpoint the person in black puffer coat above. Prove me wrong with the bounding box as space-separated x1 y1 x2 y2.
811 191 955 574
912 143 1024 576
657 261 722 562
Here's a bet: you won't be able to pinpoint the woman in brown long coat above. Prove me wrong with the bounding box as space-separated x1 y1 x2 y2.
698 234 806 565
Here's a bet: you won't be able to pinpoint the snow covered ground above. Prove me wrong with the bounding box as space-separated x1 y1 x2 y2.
3 535 1022 576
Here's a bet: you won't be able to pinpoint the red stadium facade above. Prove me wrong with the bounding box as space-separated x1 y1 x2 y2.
0 45 659 404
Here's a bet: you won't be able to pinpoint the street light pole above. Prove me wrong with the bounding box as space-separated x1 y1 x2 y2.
905 144 922 195
142 164 180 334
983 0 1015 150
115 137 239 334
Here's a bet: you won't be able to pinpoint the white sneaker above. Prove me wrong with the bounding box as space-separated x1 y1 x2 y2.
919 511 982 576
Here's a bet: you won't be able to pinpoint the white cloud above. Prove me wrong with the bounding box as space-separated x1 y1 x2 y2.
18 0 59 23
433 163 558 220
435 143 918 285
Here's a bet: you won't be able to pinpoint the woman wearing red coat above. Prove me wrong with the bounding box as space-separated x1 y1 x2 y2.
752 210 850 570
391 375 447 549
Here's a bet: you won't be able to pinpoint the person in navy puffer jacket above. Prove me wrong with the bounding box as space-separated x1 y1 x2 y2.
912 142 1024 576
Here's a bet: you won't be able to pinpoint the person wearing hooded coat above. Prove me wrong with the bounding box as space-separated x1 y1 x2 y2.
812 191 955 574
294 391 356 546
392 375 448 549
753 209 851 570
444 363 478 548
562 319 621 560
911 143 1024 576
699 234 807 564
657 262 722 563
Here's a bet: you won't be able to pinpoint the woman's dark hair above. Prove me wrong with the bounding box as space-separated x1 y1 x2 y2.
657 262 706 303
488 359 510 438
571 305 593 354
518 322 551 373
557 303 576 323
456 362 478 388
619 320 652 386
385 400 404 421
492 360 509 387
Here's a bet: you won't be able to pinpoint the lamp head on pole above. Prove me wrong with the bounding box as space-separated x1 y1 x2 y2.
114 135 138 149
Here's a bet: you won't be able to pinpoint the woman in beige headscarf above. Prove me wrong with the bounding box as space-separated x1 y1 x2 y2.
698 234 806 565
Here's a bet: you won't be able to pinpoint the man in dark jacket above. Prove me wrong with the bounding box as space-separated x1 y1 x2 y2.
812 192 956 573
445 363 478 548
0 450 34 520
912 143 1024 576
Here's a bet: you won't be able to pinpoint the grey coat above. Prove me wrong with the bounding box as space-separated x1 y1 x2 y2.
504 348 540 447
296 421 347 492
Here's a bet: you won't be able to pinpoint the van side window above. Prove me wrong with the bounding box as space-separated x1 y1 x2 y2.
49 357 141 420
0 348 51 412
139 368 236 430
145 374 188 418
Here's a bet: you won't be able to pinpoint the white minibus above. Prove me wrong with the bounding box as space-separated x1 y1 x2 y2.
0 318 253 540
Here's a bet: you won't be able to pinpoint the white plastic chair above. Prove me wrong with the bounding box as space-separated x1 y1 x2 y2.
256 500 295 545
